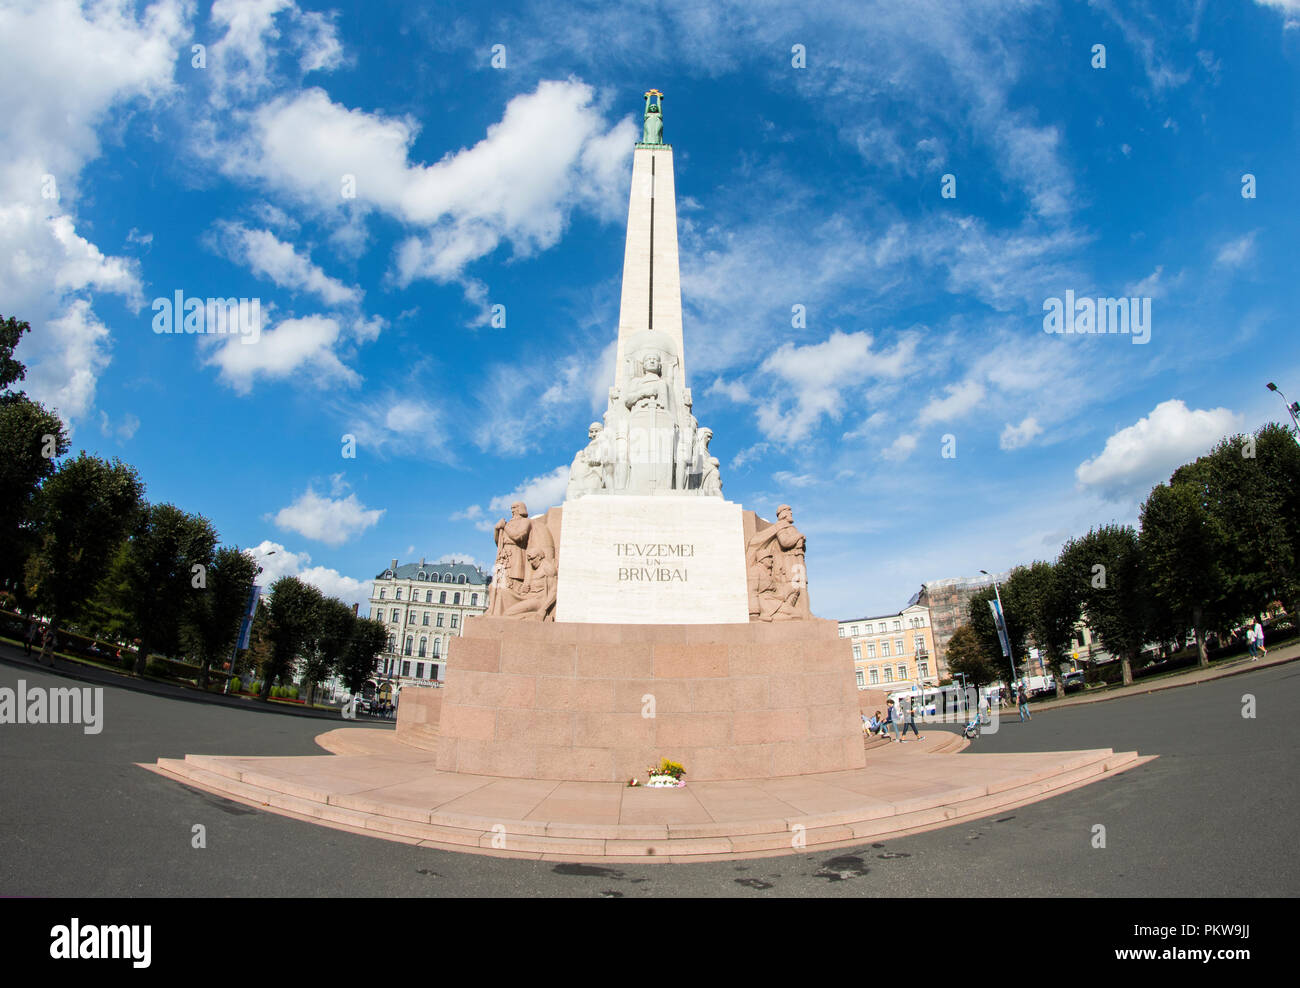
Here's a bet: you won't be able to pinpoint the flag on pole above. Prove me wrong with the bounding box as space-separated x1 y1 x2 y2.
988 598 1012 659
236 584 262 651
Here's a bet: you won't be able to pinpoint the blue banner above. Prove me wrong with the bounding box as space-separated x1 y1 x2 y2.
988 598 1011 659
236 584 261 651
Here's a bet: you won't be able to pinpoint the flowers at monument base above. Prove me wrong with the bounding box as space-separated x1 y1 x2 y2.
646 758 686 787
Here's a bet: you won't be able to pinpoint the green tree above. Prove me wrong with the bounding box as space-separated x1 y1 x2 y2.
0 315 70 599
944 623 1002 689
301 597 354 704
24 454 144 634
112 504 218 674
185 546 259 688
1016 560 1082 697
262 576 323 701
968 571 1031 684
1140 481 1230 667
1058 525 1151 686
1172 426 1300 624
340 617 388 694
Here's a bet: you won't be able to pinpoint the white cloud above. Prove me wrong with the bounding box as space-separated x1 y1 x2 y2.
0 0 186 423
487 465 570 516
206 314 358 393
755 330 918 442
1075 399 1243 501
248 540 370 609
880 433 919 462
1214 232 1257 269
270 486 385 546
1254 0 1300 29
918 379 986 426
219 80 634 293
98 410 141 442
343 393 449 461
211 221 361 306
1000 416 1043 450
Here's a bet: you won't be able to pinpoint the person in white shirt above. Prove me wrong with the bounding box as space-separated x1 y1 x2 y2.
1253 619 1267 661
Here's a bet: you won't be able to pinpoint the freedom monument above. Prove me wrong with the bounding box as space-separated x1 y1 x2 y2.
151 92 1146 861
425 89 860 782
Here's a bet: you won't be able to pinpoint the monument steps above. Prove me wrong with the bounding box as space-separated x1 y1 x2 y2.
142 745 1150 863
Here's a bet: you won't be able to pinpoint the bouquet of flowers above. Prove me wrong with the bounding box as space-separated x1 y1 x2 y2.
646 758 686 788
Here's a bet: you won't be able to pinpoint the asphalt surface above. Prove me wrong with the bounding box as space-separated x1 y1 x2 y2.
1 646 1296 897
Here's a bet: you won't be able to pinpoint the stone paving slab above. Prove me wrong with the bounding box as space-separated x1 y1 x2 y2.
146 724 1149 861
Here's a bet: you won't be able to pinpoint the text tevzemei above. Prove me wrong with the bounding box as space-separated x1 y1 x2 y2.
0 681 103 734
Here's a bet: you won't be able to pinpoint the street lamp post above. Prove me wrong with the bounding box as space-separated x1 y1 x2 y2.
980 569 1018 692
1266 382 1300 444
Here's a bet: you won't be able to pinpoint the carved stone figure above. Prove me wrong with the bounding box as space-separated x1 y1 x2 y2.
624 351 675 491
504 547 558 621
746 504 811 620
566 422 610 500
695 427 722 496
488 502 557 620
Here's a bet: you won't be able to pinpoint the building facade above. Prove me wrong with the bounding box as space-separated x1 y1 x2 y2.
837 604 937 690
912 572 1009 680
368 558 490 688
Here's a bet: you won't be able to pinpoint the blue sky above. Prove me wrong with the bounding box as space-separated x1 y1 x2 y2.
3 0 1298 618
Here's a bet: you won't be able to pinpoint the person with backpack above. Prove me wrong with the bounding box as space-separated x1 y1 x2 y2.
883 698 904 742
1253 619 1267 661
1017 683 1032 722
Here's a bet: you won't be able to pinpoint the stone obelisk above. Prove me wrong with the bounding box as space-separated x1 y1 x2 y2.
613 89 685 385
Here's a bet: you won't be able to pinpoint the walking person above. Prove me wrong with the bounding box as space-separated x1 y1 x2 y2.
1253 618 1267 661
38 625 58 666
1017 683 1032 722
23 618 38 657
900 695 923 739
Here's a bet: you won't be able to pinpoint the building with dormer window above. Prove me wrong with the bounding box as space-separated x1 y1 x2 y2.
367 557 491 689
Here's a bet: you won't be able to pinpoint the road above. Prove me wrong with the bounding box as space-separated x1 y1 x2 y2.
1 648 1295 896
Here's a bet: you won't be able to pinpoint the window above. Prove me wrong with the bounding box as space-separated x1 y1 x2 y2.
882 641 891 657
869 668 879 685
426 591 432 603
879 623 887 634
856 670 865 687
431 664 440 680
838 626 846 638
458 575 467 584
373 608 382 622
914 634 925 654
401 661 410 677
436 613 445 627
895 638 904 655
454 592 461 605
897 664 906 680
450 615 459 629
422 612 429 626
893 620 901 631
386 635 395 652
867 642 876 658
851 625 859 637
404 637 413 655
440 591 447 604
883 668 894 683
918 660 929 678
419 637 427 657
417 572 426 582
391 612 398 624
852 644 862 659
396 588 402 600
433 639 441 658
379 589 385 600
415 662 424 678
471 593 478 606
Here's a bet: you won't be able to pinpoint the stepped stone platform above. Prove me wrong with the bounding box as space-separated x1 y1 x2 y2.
143 728 1152 863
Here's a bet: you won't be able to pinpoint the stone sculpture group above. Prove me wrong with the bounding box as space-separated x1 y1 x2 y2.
564 334 723 501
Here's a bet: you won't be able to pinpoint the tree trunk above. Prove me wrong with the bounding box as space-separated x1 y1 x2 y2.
1121 653 1134 686
1193 607 1208 668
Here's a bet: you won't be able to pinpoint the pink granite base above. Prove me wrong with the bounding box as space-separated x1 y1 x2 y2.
408 616 866 783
